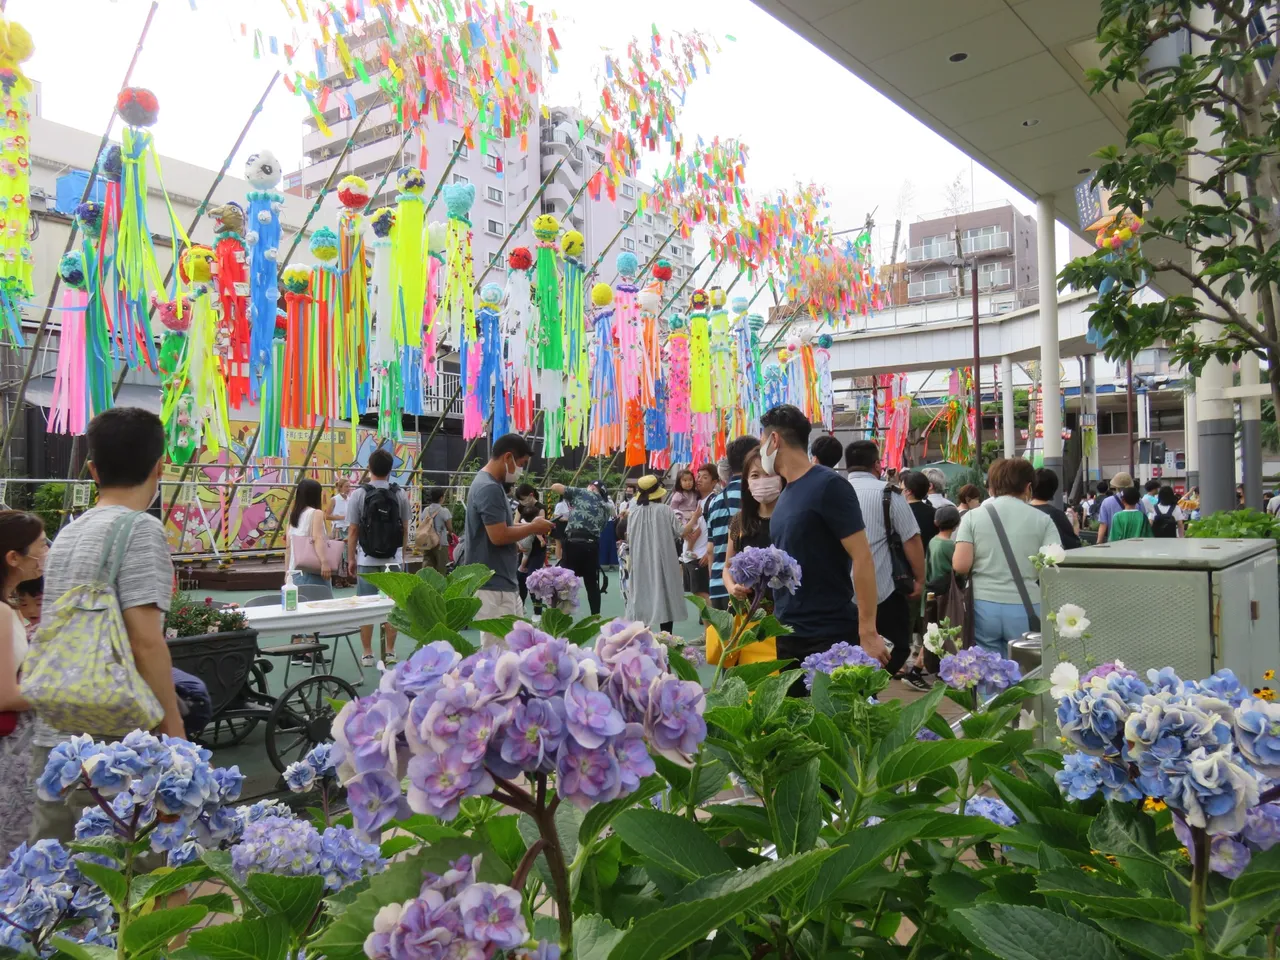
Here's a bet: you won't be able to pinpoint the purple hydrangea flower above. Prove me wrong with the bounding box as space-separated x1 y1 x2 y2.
938 648 1021 696
498 698 567 772
614 722 656 792
515 941 561 960
727 545 802 595
457 882 528 949
563 680 625 748
348 769 410 836
595 620 663 667
1243 803 1280 851
801 642 880 689
915 728 942 742
1173 815 1254 877
556 738 621 810
1234 698 1280 777
525 566 582 609
406 746 494 821
964 796 1019 827
518 638 579 697
392 641 461 698
1080 661 1139 685
607 648 665 720
505 621 557 653
283 760 317 793
389 890 464 959
644 675 706 759
333 691 409 779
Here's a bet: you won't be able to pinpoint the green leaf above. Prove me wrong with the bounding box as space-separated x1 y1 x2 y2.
929 871 991 909
75 860 127 908
574 914 626 960
668 648 700 683
421 621 476 655
726 660 791 688
379 835 420 859
539 608 573 637
805 816 931 911
579 774 666 844
705 705 752 738
202 849 265 916
360 571 426 607
768 757 820 856
706 676 748 708
875 681 947 761
607 850 832 960
953 903 1126 960
752 670 802 728
123 905 209 957
1093 918 1192 960
484 814 527 869
49 938 115 960
416 566 448 592
129 864 212 907
565 614 606 646
405 581 448 630
1035 868 1184 922
472 616 520 637
1088 801 1165 866
612 808 735 880
1229 844 1280 901
445 595 483 631
247 874 325 936
189 892 237 914
876 738 998 788
445 563 495 597
705 803 773 838
984 678 1051 712
67 836 126 863
187 915 290 960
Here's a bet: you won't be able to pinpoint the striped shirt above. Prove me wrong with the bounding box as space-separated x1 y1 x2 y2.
705 478 742 600
847 471 921 603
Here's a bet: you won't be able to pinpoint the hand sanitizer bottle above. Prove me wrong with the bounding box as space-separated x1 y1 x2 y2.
281 569 299 612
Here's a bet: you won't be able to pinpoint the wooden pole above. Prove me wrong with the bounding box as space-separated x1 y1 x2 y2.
586 210 638 278
0 1 159 464
657 249 713 317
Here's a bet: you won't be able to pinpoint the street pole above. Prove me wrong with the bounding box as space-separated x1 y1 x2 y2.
1127 358 1136 476
972 262 981 472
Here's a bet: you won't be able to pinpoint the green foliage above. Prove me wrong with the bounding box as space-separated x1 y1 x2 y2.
1187 507 1280 543
32 482 66 535
946 465 986 502
164 590 250 638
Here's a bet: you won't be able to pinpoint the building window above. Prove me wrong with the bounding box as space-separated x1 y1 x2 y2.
488 252 501 265
922 269 949 283
1152 408 1185 432
621 183 635 199
1098 411 1129 436
670 245 681 257
486 219 504 236
483 153 499 171
643 214 654 226
963 225 999 238
623 238 635 252
452 174 469 185
486 186 503 203
452 139 469 160
642 234 652 246
926 234 949 246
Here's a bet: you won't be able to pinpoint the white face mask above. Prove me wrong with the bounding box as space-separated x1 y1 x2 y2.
505 457 523 484
759 433 779 476
748 475 783 504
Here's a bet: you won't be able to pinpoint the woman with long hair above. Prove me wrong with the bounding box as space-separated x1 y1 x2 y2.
710 448 784 666
668 469 700 524
285 477 332 587
623 475 687 632
0 511 48 855
513 483 548 613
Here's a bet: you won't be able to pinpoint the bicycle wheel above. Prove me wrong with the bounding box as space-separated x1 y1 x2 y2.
264 673 357 772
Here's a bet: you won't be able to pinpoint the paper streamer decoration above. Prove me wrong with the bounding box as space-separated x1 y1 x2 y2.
666 313 692 464
337 176 371 428
391 167 426 349
0 17 33 343
279 265 311 429
815 333 834 430
561 229 588 451
209 203 250 408
466 282 506 440
424 220 446 384
92 145 141 368
50 253 89 435
369 206 400 440
614 252 641 403
72 201 114 424
687 288 711 414
155 292 195 463
166 245 230 464
441 180 477 350
308 228 340 422
502 247 536 434
258 333 287 458
588 282 620 456
532 214 563 456
245 149 284 397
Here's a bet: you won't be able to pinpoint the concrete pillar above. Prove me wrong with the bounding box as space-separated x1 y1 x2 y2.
1001 355 1015 458
1185 390 1200 492
1239 300 1263 510
1084 354 1098 484
1036 195 1063 496
1136 387 1151 485
1180 5 1234 513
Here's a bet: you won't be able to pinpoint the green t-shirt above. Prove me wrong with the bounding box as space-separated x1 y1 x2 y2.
927 536 956 587
1108 509 1152 542
955 497 1061 605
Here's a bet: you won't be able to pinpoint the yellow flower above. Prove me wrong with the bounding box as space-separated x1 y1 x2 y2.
1080 865 1097 873
1143 797 1167 813
1104 855 1119 867
1254 686 1276 702
1264 669 1275 681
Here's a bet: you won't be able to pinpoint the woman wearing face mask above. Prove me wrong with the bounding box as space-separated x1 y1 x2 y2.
513 483 548 613
0 511 48 856
709 448 784 666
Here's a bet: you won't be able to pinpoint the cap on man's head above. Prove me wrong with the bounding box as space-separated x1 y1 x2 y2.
1110 471 1134 490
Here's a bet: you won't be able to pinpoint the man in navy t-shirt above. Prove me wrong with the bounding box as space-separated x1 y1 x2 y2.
760 404 887 678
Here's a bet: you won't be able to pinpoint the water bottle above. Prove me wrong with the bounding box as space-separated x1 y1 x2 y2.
281 569 299 612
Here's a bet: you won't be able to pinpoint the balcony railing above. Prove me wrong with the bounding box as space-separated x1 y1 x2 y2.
979 268 1012 288
905 240 957 263
961 231 1011 255
907 277 953 298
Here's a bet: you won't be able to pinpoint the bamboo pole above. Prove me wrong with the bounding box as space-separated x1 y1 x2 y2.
473 109 607 290
586 210 638 278
0 1 159 464
656 249 714 318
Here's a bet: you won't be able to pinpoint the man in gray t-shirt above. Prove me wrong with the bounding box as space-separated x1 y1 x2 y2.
29 407 182 845
466 434 553 644
346 448 410 666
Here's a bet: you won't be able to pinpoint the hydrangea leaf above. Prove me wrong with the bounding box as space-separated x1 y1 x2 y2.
74 861 127 909
1092 918 1191 960
246 874 326 936
952 903 1126 960
1034 868 1184 922
49 939 115 960
539 608 574 637
726 660 792 689
186 914 290 960
612 808 735 880
767 756 820 856
128 864 213 908
1087 801 1165 868
875 681 947 763
575 913 626 960
122 905 210 958
444 595 483 631
579 774 666 845
444 563 496 598
751 670 803 729
877 738 999 788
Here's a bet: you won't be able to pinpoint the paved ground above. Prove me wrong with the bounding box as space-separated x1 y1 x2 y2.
194 574 959 797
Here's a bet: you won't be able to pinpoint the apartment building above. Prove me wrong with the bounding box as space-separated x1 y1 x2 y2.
904 200 1039 312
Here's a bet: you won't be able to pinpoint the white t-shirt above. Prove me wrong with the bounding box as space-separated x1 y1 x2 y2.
330 493 349 532
682 495 710 561
1147 502 1185 522
553 500 571 521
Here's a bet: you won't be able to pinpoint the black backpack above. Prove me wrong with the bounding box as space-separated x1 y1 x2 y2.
1150 503 1178 538
359 483 403 560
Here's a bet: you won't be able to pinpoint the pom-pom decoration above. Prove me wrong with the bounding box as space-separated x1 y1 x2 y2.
591 282 614 307
508 246 533 271
244 150 282 190
309 226 339 263
369 206 395 239
616 251 639 278
98 144 122 183
396 165 426 194
74 200 103 237
58 252 86 291
115 87 158 128
336 174 369 211
281 264 311 294
533 213 560 242
178 244 214 285
561 230 585 257
652 259 673 282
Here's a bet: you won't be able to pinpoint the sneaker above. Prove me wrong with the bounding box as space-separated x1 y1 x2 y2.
384 652 398 666
360 654 375 667
902 668 932 693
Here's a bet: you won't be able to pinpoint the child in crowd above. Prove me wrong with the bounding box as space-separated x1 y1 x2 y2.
13 576 41 641
1108 486 1152 542
904 505 963 689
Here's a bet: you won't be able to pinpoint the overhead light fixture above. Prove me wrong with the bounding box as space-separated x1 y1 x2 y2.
948 52 968 62
1022 118 1041 127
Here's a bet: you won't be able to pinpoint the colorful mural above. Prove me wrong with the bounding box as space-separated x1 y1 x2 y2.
163 418 420 554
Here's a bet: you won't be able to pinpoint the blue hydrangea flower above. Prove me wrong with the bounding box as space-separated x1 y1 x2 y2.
964 796 1019 827
284 760 317 793
727 546 802 595
801 642 880 689
939 648 1021 697
1234 698 1280 777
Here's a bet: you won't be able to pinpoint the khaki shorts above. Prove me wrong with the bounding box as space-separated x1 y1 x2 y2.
475 588 523 646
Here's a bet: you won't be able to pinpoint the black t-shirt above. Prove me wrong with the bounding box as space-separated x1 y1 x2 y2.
909 500 936 551
1034 502 1082 550
769 465 866 639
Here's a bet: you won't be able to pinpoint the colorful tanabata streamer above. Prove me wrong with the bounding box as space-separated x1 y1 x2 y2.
587 282 620 456
424 220 446 384
308 228 340 423
209 203 250 408
50 253 89 435
391 167 426 349
467 282 507 439
245 149 283 397
0 17 33 345
369 206 400 440
502 247 536 434
666 313 692 465
687 288 711 415
165 245 230 464
441 180 476 350
336 175 371 432
155 291 195 463
278 264 312 430
560 229 588 452
532 214 563 456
